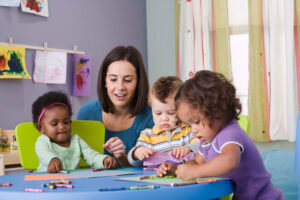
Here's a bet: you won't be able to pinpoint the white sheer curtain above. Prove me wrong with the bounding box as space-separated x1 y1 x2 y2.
178 0 213 81
263 0 298 141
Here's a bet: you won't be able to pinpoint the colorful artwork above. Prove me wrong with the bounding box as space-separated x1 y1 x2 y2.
0 0 20 7
0 46 31 79
33 50 67 84
72 54 91 96
21 0 49 17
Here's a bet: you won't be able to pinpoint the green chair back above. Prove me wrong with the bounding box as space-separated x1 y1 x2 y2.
238 114 249 134
15 120 105 170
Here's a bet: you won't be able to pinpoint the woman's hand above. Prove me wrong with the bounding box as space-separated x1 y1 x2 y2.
103 137 126 159
48 157 63 173
133 146 157 161
156 162 176 177
103 156 118 169
172 146 191 159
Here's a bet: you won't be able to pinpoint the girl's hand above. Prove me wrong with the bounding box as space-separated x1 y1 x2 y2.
172 146 191 159
103 156 118 169
175 164 195 180
48 157 63 173
156 162 176 177
133 146 157 161
103 137 126 159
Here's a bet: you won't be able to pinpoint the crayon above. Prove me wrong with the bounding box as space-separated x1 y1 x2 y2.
24 188 44 192
55 184 74 188
171 181 197 186
98 185 160 191
59 170 69 174
50 180 71 184
0 183 12 186
139 175 151 180
99 187 127 191
143 167 158 171
92 168 105 172
195 179 217 184
182 159 186 164
43 183 56 189
127 185 159 190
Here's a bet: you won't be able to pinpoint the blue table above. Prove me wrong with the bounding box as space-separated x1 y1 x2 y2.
0 168 233 200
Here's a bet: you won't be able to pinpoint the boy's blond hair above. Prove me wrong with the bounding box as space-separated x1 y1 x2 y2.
149 76 183 105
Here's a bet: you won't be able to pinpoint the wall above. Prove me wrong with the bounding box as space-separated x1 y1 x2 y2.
0 0 147 129
146 0 176 85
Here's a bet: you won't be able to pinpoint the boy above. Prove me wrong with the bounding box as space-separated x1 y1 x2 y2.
128 76 199 166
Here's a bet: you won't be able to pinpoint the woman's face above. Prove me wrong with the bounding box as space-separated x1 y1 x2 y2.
105 60 137 110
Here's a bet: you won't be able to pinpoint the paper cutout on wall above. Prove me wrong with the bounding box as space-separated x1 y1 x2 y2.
72 54 91 96
21 0 49 17
0 0 20 7
33 50 67 84
0 46 31 79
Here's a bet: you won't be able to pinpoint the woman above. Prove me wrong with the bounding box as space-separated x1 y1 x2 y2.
77 46 154 167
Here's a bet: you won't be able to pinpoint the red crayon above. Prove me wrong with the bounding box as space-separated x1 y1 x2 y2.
139 176 151 180
92 168 105 172
0 183 12 186
24 188 44 192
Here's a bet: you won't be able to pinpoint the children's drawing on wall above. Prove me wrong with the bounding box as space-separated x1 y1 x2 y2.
21 0 49 17
33 50 67 84
0 0 20 7
72 54 91 96
0 46 31 79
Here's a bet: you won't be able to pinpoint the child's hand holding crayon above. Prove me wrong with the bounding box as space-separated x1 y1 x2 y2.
156 162 177 177
48 157 63 173
103 156 118 169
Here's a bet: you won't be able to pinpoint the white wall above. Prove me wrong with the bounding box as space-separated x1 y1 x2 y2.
146 0 176 86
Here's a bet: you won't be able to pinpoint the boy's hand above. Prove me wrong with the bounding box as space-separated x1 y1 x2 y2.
175 164 195 180
156 162 176 177
103 156 118 169
172 146 191 159
48 157 63 173
133 146 157 161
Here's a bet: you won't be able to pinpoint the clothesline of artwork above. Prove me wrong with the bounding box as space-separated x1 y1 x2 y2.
0 37 85 55
0 38 90 97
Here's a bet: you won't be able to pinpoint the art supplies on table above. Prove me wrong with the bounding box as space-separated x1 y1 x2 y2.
118 175 224 187
24 169 140 181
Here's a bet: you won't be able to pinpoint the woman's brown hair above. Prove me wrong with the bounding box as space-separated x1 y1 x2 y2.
97 46 149 116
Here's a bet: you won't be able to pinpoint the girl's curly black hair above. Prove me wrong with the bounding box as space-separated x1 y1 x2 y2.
32 91 73 125
175 70 241 127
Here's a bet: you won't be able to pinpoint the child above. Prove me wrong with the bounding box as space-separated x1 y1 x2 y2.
157 71 283 199
128 76 199 167
32 91 118 173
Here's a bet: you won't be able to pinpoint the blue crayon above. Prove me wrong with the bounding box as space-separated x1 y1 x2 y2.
99 187 127 191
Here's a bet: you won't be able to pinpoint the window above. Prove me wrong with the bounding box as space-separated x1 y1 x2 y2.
228 0 249 115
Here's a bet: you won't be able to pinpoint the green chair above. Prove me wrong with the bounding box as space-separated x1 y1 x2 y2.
238 114 249 134
15 120 105 171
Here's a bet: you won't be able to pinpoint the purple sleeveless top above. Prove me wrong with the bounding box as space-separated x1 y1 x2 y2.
198 120 283 200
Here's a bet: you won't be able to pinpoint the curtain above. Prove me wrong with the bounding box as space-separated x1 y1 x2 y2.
249 0 298 142
176 0 231 81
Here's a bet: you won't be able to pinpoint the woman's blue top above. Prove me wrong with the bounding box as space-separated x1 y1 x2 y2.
76 99 154 155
